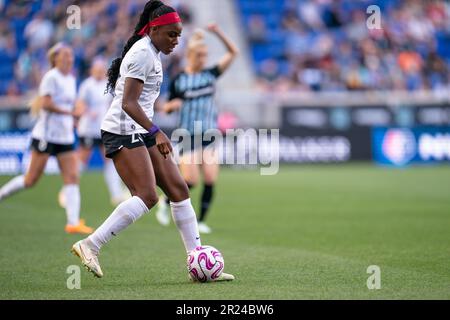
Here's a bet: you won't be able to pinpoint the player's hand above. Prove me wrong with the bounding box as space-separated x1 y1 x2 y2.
71 108 83 119
164 99 183 113
155 131 173 159
206 23 220 34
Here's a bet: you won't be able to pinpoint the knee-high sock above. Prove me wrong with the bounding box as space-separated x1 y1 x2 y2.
88 196 149 253
199 184 214 222
64 184 80 226
0 175 25 201
170 198 201 252
103 160 123 200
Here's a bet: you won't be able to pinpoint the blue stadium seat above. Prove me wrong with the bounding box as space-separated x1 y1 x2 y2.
437 32 450 59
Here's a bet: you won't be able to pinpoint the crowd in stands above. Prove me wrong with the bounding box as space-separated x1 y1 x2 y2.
1 0 450 97
0 0 192 98
240 0 450 92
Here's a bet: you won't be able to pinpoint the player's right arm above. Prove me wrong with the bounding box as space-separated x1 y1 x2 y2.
122 77 172 158
41 95 77 116
122 77 154 130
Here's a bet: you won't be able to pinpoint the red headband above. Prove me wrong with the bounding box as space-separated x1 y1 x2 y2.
137 12 182 36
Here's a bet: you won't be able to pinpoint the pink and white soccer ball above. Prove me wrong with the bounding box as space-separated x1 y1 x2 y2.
187 245 224 282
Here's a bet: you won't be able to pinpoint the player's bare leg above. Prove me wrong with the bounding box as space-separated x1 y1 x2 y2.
148 146 234 281
99 145 129 206
72 146 157 278
155 150 199 226
0 151 48 201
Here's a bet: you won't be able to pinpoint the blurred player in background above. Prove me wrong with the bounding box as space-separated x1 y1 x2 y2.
70 0 234 281
0 43 93 235
157 24 239 234
75 57 129 206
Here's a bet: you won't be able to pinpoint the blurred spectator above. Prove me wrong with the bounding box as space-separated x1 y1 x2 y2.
247 15 268 44
24 12 54 51
425 51 448 90
259 59 280 83
298 0 324 31
6 81 20 98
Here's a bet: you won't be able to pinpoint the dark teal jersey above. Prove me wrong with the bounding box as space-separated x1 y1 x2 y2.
169 65 222 134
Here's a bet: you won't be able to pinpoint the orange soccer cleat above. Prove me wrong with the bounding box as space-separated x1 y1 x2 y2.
65 219 94 235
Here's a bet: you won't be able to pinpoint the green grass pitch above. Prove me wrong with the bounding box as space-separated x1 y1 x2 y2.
0 164 449 299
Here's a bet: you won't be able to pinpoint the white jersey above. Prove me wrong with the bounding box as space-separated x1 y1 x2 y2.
101 35 163 135
77 77 111 138
31 68 76 144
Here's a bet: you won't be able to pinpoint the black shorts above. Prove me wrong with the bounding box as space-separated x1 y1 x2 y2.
79 136 103 148
30 138 75 156
101 130 157 159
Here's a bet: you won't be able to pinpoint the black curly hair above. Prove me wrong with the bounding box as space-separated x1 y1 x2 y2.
106 0 176 94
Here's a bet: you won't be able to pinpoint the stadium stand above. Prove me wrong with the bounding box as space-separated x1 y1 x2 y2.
236 0 450 92
2 0 448 96
0 0 192 96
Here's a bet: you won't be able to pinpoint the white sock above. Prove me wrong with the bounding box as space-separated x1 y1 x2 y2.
0 175 25 200
64 184 80 226
103 160 123 201
170 198 201 252
88 196 149 252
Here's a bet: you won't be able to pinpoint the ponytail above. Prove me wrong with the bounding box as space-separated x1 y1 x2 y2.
106 0 176 94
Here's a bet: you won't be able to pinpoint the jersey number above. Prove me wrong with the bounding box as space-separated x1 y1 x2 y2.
131 133 142 144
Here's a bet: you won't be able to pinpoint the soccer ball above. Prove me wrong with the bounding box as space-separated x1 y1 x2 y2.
187 245 224 282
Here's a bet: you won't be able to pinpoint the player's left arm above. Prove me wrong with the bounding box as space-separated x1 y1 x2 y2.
207 23 239 74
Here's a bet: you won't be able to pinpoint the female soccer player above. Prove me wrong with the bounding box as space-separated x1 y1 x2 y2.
76 57 128 206
71 0 233 281
156 25 239 234
0 43 93 234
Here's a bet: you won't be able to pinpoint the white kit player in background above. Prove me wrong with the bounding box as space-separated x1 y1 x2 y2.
0 43 94 235
59 57 130 207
